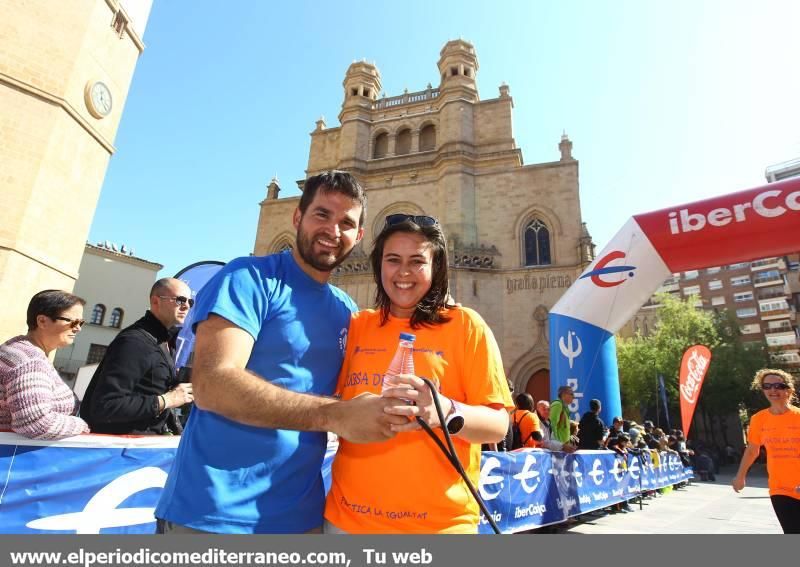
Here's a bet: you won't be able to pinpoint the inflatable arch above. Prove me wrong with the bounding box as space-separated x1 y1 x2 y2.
549 177 800 424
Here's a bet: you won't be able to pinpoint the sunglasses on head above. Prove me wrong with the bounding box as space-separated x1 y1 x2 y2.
54 316 86 329
762 382 790 391
385 214 439 228
159 295 195 308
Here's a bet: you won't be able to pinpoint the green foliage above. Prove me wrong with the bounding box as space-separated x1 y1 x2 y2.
703 310 769 417
617 294 768 423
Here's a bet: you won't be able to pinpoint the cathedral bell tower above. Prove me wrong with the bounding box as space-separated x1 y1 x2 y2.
435 40 480 245
336 61 382 172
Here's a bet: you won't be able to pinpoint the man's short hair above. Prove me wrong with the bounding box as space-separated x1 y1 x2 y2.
26 289 86 331
557 385 573 398
299 170 367 227
613 416 623 424
150 278 176 298
589 398 601 412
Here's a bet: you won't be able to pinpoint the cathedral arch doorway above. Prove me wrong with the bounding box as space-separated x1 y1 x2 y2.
525 369 550 405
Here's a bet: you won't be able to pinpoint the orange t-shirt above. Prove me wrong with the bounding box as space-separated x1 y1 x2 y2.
324 307 513 533
511 409 541 448
747 406 800 499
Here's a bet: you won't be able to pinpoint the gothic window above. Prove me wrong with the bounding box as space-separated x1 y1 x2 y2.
524 218 551 266
90 304 106 325
396 128 411 155
373 132 388 158
419 125 436 152
109 308 124 329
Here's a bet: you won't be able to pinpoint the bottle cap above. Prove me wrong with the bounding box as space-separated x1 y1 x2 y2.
399 332 416 342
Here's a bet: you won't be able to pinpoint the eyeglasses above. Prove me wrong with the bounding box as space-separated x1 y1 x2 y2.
762 382 790 391
158 296 194 308
53 316 86 329
385 214 439 228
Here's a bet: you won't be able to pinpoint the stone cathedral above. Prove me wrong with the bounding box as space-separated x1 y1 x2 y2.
254 40 595 403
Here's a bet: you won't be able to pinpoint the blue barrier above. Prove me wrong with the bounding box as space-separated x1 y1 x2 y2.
0 433 691 534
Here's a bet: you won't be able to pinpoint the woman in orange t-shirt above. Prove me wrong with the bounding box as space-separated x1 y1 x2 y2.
732 368 800 533
324 215 513 533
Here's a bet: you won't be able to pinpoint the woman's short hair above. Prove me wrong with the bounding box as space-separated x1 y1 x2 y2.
369 217 452 328
751 368 797 397
514 392 534 412
26 290 86 331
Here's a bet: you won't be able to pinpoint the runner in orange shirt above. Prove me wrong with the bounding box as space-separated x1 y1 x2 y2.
732 368 800 533
324 215 513 534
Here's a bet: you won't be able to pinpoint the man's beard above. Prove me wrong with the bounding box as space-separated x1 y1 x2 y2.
295 228 354 272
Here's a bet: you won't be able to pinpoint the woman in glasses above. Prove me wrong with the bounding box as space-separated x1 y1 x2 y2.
0 290 90 439
732 368 800 533
324 215 513 533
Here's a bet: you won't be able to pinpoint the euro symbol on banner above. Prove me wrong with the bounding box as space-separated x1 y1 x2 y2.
610 458 626 483
588 459 605 485
628 457 641 480
26 467 167 534
572 461 583 487
478 456 504 501
512 454 542 494
558 331 582 369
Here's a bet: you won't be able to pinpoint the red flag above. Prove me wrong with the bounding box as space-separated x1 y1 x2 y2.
679 345 712 437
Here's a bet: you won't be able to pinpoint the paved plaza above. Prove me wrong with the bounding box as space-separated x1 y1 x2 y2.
561 464 781 534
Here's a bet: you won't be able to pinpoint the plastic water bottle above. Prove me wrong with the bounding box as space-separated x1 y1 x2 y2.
382 332 416 394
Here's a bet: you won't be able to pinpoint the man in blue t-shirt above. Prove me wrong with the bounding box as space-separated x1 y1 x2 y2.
155 171 408 533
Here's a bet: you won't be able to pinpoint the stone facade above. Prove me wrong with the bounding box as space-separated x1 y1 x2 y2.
0 0 150 340
254 40 594 402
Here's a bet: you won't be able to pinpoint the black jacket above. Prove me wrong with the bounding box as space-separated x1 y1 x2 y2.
577 411 607 450
80 311 179 434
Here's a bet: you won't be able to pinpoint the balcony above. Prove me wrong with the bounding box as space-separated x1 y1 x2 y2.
769 352 800 366
766 323 794 335
761 309 792 321
753 274 785 288
757 287 788 301
372 87 439 110
751 258 784 271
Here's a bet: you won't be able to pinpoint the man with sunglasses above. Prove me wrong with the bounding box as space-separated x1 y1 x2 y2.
81 278 195 435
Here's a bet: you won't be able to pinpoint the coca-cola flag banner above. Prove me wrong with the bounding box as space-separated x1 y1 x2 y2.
679 344 712 437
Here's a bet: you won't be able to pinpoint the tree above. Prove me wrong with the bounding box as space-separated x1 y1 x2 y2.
617 335 657 419
617 294 771 444
617 293 718 425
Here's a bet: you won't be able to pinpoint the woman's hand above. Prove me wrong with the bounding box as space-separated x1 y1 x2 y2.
381 373 450 432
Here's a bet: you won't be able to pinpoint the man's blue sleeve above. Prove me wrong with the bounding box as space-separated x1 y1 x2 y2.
191 257 270 340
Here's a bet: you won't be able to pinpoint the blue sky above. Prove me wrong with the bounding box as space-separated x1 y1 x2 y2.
89 0 800 277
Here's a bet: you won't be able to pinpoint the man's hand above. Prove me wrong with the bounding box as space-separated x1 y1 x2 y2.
328 392 408 443
561 442 577 454
164 383 194 409
381 373 448 431
731 475 746 493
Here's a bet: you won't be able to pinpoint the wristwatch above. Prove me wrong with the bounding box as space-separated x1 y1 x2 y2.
444 399 465 435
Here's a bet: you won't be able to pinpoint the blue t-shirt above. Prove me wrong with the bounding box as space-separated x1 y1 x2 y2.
155 251 357 533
